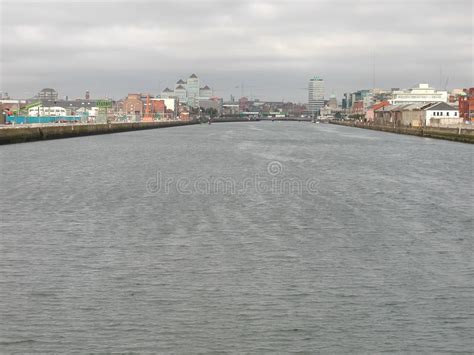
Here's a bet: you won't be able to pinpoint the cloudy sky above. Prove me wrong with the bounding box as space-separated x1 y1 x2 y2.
1 0 472 102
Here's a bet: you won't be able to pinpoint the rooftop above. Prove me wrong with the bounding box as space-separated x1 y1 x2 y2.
424 102 458 111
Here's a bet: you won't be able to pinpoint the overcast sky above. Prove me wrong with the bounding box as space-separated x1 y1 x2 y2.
1 0 472 102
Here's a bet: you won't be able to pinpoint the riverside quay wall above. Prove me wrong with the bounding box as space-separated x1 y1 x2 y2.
0 121 198 145
329 121 474 144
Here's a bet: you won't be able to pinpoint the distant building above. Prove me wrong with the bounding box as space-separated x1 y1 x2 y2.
199 85 212 99
123 94 144 116
374 103 426 127
458 88 474 122
0 99 26 114
37 88 58 101
308 76 324 114
366 101 390 122
424 102 460 126
351 101 364 115
161 87 174 99
38 99 98 115
85 91 90 100
174 85 187 103
28 106 67 117
222 103 240 115
350 90 371 112
238 97 250 112
199 97 223 114
161 75 214 107
150 98 177 119
175 79 186 90
390 84 448 105
342 92 352 110
186 73 200 107
173 80 187 102
328 94 337 109
374 102 460 127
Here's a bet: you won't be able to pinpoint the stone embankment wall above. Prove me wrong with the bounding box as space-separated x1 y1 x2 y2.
329 121 474 144
0 121 198 145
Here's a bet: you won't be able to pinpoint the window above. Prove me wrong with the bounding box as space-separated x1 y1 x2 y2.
446 112 449 117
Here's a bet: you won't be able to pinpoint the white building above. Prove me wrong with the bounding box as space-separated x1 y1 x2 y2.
186 73 200 107
199 85 212 99
174 85 187 103
424 102 460 127
390 84 448 105
175 79 186 91
160 88 174 99
308 76 325 114
174 79 187 102
28 106 67 116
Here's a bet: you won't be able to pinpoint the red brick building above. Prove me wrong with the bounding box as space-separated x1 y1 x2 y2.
123 94 144 116
458 88 474 122
352 100 364 115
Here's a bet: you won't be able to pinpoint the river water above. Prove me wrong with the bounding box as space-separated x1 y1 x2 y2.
0 122 473 353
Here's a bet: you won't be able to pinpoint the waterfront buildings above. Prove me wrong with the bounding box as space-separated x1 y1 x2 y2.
28 106 67 117
373 102 460 127
458 88 474 122
390 84 448 105
121 94 177 120
123 94 144 116
199 97 223 115
37 98 98 115
366 101 390 122
308 76 324 114
424 102 460 126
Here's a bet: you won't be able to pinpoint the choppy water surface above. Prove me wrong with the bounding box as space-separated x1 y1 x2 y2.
0 122 473 353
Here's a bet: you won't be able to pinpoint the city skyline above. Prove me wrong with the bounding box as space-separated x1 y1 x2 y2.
1 0 472 101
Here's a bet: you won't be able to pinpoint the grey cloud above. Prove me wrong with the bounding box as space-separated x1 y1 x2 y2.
1 0 472 101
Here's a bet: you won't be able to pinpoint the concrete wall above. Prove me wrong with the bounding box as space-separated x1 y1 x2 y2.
0 121 197 145
330 120 474 144
0 104 5 125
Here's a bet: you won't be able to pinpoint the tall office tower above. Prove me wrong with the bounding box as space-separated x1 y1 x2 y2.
186 73 200 107
308 76 325 114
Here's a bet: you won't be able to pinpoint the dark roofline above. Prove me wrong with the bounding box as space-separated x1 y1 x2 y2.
424 102 457 111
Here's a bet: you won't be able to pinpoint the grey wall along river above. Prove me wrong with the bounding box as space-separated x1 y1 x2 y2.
0 122 472 353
